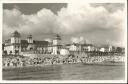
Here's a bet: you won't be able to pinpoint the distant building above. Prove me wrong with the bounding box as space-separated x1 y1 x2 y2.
81 44 95 52
66 43 95 52
66 43 117 53
69 43 79 51
99 45 114 52
100 48 105 52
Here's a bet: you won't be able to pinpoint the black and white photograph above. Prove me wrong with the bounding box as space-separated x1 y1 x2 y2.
1 0 127 83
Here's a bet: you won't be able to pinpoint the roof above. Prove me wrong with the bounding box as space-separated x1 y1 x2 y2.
11 30 21 37
5 39 11 43
21 40 28 44
72 43 80 46
81 44 93 46
66 44 71 46
33 40 49 45
66 43 93 46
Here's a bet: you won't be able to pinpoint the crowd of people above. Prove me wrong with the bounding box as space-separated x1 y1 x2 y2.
80 55 125 63
2 54 125 68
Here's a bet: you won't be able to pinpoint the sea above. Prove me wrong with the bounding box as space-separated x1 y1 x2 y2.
2 63 125 80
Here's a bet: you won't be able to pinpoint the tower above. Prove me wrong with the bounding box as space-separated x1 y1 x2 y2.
11 30 21 55
27 35 33 44
27 35 34 50
52 34 62 55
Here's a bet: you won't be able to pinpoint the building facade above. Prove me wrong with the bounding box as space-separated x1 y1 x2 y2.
3 31 122 56
52 34 62 55
3 31 62 55
4 31 21 55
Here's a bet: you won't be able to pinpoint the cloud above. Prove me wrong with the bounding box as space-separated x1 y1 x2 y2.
91 3 124 13
57 3 124 34
71 37 80 44
71 36 85 44
3 3 125 47
3 8 59 40
3 9 25 27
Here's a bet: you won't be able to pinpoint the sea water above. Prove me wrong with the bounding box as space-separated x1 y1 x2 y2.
3 63 125 80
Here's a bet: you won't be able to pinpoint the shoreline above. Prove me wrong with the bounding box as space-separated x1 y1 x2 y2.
3 61 125 70
2 61 82 70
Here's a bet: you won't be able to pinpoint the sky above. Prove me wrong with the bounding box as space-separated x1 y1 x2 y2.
3 3 125 47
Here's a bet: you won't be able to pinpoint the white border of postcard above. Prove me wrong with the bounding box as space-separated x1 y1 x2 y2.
0 0 127 83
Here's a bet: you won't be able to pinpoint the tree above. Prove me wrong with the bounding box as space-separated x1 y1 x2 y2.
116 47 122 53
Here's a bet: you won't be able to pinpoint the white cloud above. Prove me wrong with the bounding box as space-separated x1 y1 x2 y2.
71 36 85 44
44 38 52 42
3 3 125 46
3 9 25 27
57 3 124 34
71 37 80 43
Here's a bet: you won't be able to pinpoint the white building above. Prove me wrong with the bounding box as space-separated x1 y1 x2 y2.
100 48 105 52
52 34 62 55
99 45 113 52
4 31 21 55
69 43 78 51
81 44 94 51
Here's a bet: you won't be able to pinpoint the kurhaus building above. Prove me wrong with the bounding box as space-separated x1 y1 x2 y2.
3 30 62 55
3 31 117 56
